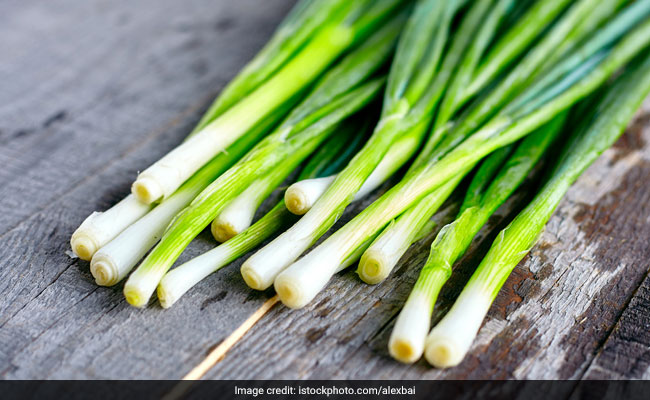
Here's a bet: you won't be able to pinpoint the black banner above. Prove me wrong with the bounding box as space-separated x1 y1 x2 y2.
2 380 648 400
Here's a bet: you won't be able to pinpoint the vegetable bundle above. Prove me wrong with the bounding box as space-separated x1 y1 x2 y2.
71 0 650 368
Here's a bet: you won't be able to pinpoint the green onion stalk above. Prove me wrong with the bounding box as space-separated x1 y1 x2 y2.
69 0 357 261
90 104 295 286
424 51 650 369
357 171 469 285
357 0 644 285
122 16 408 307
212 116 371 242
283 120 428 216
158 120 371 308
442 0 610 151
273 19 650 309
70 196 152 261
242 0 466 291
388 113 566 364
130 0 406 205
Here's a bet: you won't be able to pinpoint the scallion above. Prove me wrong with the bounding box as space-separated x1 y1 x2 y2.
284 120 428 216
158 118 369 307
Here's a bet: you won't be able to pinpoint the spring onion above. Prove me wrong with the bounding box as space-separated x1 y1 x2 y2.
284 120 428 216
424 52 650 368
70 196 152 261
358 172 467 285
158 203 291 308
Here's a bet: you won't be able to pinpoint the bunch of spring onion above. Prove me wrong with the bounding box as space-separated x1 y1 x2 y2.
122 9 411 307
69 0 399 261
424 51 650 368
69 0 650 358
242 0 470 292
272 2 650 309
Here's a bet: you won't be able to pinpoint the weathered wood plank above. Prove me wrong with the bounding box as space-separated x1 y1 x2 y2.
0 0 295 379
582 271 650 380
203 103 650 380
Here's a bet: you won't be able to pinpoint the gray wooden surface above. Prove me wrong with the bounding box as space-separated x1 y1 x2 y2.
1 0 649 383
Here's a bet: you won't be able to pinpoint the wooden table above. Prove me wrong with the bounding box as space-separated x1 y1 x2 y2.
1 0 649 382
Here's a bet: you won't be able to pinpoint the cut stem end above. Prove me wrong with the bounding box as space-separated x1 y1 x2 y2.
274 277 307 309
285 189 310 215
358 251 389 285
90 258 119 286
241 265 268 291
424 338 462 369
211 220 238 243
389 338 421 364
70 235 98 261
132 177 163 205
157 284 174 309
123 286 148 308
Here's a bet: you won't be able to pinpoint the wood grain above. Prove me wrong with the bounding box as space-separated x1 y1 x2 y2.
1 0 649 382
0 0 294 379
583 272 650 380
